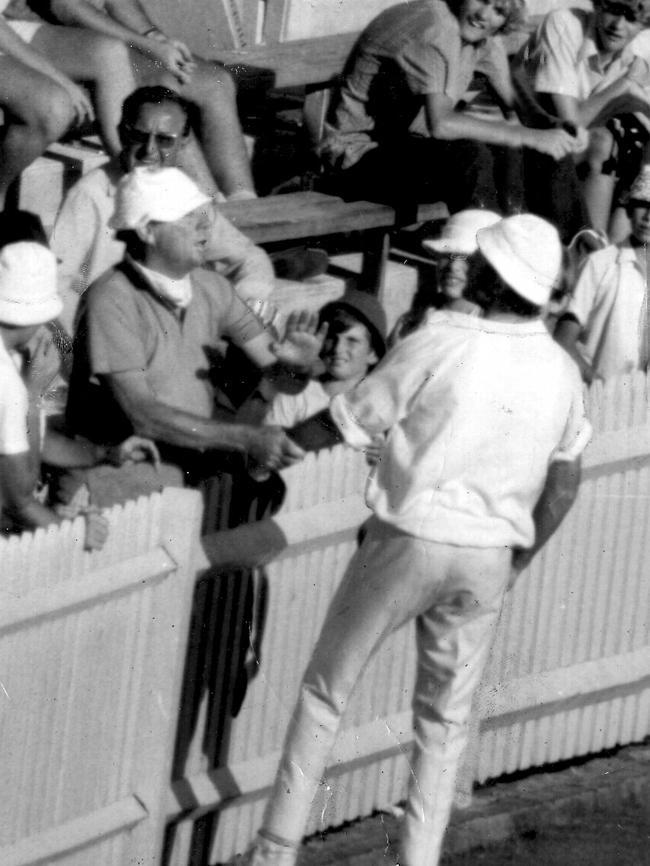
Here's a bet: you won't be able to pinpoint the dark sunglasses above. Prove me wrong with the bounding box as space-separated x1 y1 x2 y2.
122 124 183 152
599 0 645 23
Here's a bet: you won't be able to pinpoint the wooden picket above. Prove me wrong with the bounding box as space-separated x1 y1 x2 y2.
0 488 203 866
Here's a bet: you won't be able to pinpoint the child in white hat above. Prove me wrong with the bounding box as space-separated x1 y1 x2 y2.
0 238 158 548
555 164 650 381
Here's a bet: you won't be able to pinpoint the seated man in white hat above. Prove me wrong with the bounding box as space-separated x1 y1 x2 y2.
64 166 323 506
0 236 156 548
555 164 650 381
51 86 275 334
237 214 591 866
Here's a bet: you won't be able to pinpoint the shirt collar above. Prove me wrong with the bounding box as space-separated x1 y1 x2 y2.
128 257 193 309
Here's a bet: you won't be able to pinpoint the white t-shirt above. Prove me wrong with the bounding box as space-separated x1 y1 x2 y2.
0 337 29 456
567 243 649 379
331 311 591 549
266 379 331 428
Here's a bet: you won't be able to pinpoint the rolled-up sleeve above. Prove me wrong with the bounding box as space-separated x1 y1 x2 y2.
552 371 592 462
533 10 583 98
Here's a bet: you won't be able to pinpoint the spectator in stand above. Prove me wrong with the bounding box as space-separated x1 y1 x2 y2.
391 208 501 344
50 86 274 334
63 167 323 507
38 0 255 199
265 289 387 429
0 236 157 547
555 165 650 382
318 0 584 220
521 0 650 241
238 214 591 866
0 2 136 208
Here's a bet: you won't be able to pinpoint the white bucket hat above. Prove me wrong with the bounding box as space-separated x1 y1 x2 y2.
0 242 61 326
110 166 212 231
423 209 502 256
476 214 562 307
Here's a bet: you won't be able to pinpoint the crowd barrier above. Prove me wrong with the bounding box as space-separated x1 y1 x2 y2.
1 372 649 866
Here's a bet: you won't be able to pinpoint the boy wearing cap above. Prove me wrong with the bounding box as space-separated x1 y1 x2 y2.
555 165 650 381
522 0 650 238
238 215 591 866
265 289 387 429
319 0 583 217
66 167 324 501
0 240 156 547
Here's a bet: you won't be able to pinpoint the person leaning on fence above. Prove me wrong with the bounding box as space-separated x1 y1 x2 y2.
236 214 592 866
520 0 650 241
62 166 325 508
317 0 585 221
554 164 650 382
0 238 158 549
50 86 276 334
391 208 501 344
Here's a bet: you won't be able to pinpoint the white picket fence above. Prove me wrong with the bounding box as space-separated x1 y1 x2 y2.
1 373 649 866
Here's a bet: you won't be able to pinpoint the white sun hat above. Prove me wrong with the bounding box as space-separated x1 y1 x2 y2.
0 242 61 326
423 209 502 256
476 214 562 307
110 166 212 231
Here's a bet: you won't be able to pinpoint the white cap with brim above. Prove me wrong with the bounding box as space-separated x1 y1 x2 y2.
423 209 502 256
476 214 562 307
110 166 212 232
0 242 61 326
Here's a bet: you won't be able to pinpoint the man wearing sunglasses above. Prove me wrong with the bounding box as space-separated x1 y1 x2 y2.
51 86 275 333
523 0 650 240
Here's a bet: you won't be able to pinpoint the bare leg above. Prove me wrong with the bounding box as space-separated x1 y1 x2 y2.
581 126 616 237
134 53 256 198
31 25 136 157
0 56 75 208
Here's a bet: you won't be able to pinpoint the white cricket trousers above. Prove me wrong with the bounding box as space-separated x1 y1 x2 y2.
259 518 511 866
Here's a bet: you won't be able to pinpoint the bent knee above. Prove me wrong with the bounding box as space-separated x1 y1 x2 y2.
29 86 75 141
87 35 131 77
586 127 615 169
189 60 237 103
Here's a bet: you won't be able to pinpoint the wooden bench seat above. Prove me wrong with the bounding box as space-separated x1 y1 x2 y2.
219 191 448 294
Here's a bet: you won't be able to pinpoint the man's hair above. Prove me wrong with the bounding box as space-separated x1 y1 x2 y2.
447 0 526 34
0 210 48 249
120 86 198 137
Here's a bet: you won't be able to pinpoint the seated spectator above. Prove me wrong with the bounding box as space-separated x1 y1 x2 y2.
391 208 502 344
521 0 650 240
64 167 323 506
554 165 650 381
318 0 583 221
41 0 255 199
0 3 136 207
0 237 157 547
265 289 387 429
50 86 274 333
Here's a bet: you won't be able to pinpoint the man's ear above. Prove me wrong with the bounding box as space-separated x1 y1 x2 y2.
367 347 379 367
135 221 156 246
